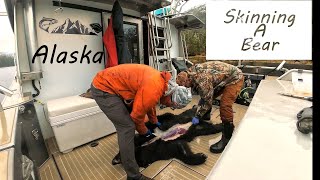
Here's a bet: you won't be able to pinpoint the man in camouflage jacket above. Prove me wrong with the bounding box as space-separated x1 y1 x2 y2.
176 61 244 153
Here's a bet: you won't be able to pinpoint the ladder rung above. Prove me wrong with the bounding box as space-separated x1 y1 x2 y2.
155 26 165 30
157 13 176 18
156 48 170 51
154 37 166 40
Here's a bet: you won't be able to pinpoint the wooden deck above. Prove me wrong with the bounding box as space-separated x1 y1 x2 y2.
40 96 248 180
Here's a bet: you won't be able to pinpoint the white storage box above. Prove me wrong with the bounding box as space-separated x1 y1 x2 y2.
46 95 116 153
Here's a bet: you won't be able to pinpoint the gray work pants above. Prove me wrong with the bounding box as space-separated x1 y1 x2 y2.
91 85 140 179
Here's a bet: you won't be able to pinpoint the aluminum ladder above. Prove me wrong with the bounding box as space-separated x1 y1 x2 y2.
148 9 173 73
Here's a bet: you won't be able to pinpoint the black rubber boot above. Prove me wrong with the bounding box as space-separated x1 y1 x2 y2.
112 152 121 165
210 122 234 153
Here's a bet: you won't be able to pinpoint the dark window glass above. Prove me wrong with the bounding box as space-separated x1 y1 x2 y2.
123 22 139 63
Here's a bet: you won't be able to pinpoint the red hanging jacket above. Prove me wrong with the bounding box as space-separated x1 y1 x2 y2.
103 17 118 68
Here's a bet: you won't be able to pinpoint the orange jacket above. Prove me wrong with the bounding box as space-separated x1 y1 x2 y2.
92 64 171 134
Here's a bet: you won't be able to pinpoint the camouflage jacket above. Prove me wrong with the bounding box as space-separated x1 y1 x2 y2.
187 61 243 118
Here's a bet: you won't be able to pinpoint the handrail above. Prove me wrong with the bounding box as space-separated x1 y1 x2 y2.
180 32 185 60
166 17 173 48
152 11 160 47
180 31 188 61
238 65 289 73
1 98 34 111
148 14 158 70
0 85 14 97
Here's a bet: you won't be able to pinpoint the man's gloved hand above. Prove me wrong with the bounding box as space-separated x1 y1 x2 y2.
192 117 200 125
143 129 153 137
156 122 166 131
136 129 155 146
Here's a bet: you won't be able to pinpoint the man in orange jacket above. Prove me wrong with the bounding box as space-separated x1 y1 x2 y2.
91 64 191 180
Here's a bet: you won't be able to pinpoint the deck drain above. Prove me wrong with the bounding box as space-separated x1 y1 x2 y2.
90 141 99 147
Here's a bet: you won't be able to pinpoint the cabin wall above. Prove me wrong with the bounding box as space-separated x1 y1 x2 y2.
21 0 106 139
35 0 105 98
170 25 180 58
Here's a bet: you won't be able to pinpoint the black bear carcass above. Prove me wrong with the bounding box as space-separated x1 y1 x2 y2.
112 137 208 168
111 108 223 168
135 139 207 167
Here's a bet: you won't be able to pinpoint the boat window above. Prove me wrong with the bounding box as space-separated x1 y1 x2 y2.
123 22 139 64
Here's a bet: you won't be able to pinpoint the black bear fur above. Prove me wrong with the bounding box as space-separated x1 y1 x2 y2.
145 106 212 131
176 121 223 142
111 108 223 168
112 137 208 168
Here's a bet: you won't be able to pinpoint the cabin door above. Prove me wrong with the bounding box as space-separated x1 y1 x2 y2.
102 12 143 64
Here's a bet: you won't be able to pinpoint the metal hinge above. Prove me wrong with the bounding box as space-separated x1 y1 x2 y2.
21 71 43 82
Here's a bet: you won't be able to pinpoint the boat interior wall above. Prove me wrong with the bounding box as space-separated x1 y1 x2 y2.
170 24 179 58
18 0 107 139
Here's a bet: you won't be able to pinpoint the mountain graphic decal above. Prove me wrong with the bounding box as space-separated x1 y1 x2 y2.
39 17 102 35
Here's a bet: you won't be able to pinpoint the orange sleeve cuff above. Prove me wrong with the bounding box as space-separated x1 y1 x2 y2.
130 113 148 134
147 107 158 124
